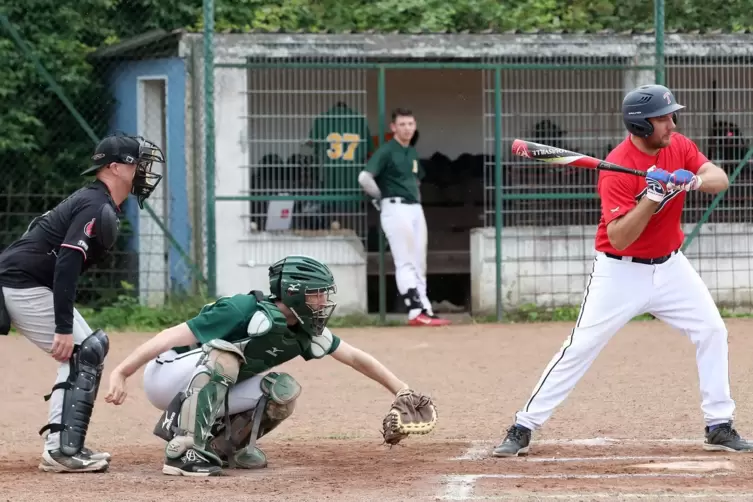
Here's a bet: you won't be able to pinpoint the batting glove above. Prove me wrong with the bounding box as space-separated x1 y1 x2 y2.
668 169 703 192
645 166 671 202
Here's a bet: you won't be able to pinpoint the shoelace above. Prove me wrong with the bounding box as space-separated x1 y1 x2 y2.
505 426 525 441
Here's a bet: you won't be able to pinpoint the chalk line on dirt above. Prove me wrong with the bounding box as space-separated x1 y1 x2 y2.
437 493 753 501
439 473 733 501
453 438 706 460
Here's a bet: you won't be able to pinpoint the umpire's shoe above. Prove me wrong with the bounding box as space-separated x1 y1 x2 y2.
38 448 110 473
492 424 532 457
703 422 753 452
163 448 223 477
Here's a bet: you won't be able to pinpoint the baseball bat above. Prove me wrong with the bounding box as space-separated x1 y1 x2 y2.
510 139 647 178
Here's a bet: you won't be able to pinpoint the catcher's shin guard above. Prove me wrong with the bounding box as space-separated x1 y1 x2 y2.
163 340 243 467
210 372 301 468
39 330 110 456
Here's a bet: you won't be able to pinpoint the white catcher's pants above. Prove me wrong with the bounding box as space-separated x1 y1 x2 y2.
379 198 432 317
143 348 266 415
515 250 735 431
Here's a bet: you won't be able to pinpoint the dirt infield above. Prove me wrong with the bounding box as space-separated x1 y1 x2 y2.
4 319 753 501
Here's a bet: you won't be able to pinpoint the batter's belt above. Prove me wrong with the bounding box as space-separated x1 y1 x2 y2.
382 197 419 205
604 249 678 265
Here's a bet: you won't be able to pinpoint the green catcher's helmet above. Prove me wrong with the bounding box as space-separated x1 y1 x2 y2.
268 255 337 336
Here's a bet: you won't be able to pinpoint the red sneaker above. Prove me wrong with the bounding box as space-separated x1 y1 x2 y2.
407 312 452 327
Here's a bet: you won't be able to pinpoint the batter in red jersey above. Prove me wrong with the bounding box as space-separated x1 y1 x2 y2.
492 84 753 457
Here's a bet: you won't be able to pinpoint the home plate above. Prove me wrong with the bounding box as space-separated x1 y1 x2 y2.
631 460 735 472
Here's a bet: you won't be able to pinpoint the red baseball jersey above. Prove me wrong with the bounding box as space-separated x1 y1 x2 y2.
593 132 709 258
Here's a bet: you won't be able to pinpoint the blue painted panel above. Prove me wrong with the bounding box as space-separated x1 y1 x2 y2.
105 58 191 292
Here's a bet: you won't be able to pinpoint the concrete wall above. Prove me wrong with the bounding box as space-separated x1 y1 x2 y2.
470 223 753 314
229 232 368 314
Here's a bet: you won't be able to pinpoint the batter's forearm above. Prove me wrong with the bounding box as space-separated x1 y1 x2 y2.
697 164 729 194
606 198 659 251
358 171 382 199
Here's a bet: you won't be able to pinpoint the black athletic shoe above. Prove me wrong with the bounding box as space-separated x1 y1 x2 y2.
492 424 531 457
704 422 753 452
162 448 223 477
39 448 110 473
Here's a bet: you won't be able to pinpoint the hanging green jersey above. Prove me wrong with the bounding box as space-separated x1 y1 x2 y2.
307 102 374 192
177 293 341 383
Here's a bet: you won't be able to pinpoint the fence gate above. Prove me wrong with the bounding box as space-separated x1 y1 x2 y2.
214 41 370 310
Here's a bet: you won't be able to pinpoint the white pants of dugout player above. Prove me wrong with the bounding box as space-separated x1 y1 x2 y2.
379 198 433 319
1 286 110 471
515 250 735 431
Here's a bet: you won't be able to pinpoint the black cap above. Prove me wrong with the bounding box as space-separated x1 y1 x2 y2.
81 135 142 176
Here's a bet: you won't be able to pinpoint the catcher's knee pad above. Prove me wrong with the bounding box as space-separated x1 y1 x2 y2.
158 341 243 462
260 371 301 426
209 372 301 461
39 329 110 456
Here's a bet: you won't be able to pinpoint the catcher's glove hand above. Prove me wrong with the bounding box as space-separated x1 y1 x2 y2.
381 388 437 446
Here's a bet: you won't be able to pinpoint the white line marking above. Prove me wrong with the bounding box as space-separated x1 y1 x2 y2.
453 441 489 460
441 474 479 500
439 472 732 501
525 455 716 463
452 472 731 480
537 438 700 445
438 493 753 501
452 438 707 461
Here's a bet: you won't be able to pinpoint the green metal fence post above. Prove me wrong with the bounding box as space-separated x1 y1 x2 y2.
377 66 387 323
654 0 665 85
494 68 503 322
203 0 217 298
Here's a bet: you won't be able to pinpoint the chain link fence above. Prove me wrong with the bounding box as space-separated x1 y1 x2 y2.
0 11 205 310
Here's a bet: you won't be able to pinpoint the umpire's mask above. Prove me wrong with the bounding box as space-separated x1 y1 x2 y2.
131 137 165 209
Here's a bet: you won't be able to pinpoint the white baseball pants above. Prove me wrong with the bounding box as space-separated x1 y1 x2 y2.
143 348 266 415
515 250 735 431
379 198 432 318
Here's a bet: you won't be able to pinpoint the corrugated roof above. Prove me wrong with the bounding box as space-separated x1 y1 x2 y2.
206 27 753 35
89 28 753 61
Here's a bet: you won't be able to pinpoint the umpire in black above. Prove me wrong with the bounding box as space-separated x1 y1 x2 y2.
0 133 164 473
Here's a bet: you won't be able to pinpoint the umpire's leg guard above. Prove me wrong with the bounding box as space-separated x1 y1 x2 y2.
38 330 109 456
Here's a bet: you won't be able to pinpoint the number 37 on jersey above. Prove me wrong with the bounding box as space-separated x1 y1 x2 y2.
326 133 361 161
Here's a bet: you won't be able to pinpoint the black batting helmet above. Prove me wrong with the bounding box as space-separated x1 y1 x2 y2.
622 84 685 138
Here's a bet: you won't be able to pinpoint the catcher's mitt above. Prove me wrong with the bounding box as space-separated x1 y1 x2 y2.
381 388 437 445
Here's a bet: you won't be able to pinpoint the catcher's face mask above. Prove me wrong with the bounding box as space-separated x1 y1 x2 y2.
269 255 338 337
130 138 165 209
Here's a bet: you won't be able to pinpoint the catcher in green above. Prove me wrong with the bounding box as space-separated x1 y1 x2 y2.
104 255 437 476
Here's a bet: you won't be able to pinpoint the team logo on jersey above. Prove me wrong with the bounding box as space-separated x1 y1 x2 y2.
635 184 683 213
412 160 418 174
84 218 96 238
